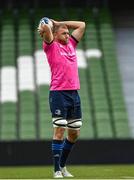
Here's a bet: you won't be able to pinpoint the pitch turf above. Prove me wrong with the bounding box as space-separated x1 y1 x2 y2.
0 165 134 179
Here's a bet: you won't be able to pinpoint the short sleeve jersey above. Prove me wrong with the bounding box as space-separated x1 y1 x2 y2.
43 35 80 90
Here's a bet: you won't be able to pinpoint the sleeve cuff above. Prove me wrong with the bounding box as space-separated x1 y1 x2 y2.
71 35 79 43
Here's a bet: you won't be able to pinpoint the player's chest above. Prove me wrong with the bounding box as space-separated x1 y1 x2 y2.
57 44 76 58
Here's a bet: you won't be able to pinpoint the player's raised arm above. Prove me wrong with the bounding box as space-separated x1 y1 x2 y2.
52 20 86 42
37 17 54 43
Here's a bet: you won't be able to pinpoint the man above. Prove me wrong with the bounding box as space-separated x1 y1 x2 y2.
38 17 85 178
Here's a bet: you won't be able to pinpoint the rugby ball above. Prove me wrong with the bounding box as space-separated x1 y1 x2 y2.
39 17 53 29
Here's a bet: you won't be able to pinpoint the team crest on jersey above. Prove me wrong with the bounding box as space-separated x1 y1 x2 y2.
55 109 61 115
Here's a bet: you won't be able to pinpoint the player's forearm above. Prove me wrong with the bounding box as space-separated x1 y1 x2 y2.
62 21 85 29
38 23 53 42
53 20 85 30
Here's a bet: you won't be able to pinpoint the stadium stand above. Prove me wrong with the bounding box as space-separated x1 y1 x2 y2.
0 6 130 141
83 9 114 138
98 8 130 138
0 10 17 140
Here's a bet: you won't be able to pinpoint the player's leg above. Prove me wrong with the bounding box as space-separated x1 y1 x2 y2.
60 122 82 178
59 126 82 177
60 91 82 177
52 126 65 178
49 91 67 178
60 124 81 167
52 118 67 178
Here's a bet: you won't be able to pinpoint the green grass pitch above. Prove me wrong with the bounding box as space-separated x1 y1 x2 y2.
0 165 134 179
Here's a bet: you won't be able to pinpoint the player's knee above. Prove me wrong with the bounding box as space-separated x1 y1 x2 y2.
67 119 82 130
53 127 65 140
52 117 67 128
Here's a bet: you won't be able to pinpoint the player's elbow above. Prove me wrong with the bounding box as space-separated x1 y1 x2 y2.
80 21 86 31
82 21 86 28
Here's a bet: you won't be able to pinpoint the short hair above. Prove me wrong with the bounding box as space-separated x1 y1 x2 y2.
53 23 68 33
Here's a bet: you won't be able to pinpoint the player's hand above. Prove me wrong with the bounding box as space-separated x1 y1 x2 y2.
37 17 49 37
50 19 60 27
37 24 45 37
38 17 53 37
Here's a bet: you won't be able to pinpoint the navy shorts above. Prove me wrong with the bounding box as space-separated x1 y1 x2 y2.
49 90 82 120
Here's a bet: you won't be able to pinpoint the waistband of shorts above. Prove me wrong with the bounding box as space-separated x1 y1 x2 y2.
50 90 78 94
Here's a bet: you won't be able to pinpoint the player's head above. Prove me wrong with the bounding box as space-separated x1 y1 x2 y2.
53 23 70 45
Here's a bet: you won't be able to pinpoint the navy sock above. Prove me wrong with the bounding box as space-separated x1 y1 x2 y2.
60 138 74 168
52 140 63 172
